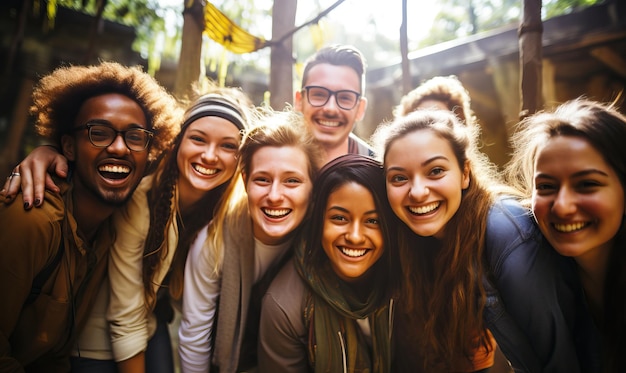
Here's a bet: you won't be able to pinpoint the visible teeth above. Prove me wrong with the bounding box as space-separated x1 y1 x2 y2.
408 202 439 215
318 120 340 127
554 222 586 232
194 164 217 175
341 247 367 257
99 164 130 174
263 208 290 217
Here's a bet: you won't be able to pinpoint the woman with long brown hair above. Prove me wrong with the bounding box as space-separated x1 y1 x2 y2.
373 109 581 372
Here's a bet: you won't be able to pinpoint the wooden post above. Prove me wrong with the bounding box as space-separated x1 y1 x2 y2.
269 0 297 110
174 0 204 99
518 0 543 119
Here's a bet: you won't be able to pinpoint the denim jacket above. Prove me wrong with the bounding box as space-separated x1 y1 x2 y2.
483 197 589 373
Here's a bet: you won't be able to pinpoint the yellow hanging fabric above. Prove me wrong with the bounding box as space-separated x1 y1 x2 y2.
204 2 267 54
310 21 328 50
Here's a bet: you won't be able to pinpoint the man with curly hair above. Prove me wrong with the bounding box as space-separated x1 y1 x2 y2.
0 61 180 372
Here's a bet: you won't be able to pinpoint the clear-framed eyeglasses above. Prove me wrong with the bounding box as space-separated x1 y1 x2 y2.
302 85 361 110
71 122 154 152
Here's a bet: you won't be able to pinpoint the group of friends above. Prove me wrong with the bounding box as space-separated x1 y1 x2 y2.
0 44 624 373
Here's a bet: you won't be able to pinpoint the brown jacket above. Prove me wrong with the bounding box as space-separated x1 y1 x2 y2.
0 182 113 373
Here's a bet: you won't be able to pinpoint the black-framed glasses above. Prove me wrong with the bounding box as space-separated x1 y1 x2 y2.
302 86 361 110
71 122 154 152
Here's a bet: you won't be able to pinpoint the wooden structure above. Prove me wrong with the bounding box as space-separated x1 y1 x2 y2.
0 2 146 178
361 0 626 166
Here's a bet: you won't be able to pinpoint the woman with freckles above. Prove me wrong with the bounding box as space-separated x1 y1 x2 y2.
506 98 626 372
372 110 581 372
178 110 324 373
257 154 398 373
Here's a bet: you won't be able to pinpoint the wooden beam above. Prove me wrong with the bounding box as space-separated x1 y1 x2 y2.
519 0 543 117
590 46 626 78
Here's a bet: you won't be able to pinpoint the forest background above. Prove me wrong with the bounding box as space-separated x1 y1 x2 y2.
0 0 608 178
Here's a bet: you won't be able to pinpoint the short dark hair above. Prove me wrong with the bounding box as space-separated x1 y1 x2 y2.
301 44 367 92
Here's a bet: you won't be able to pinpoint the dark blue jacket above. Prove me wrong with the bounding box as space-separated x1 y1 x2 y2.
483 198 598 373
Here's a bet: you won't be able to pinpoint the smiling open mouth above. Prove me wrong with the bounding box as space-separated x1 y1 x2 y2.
553 222 588 232
194 164 218 175
408 201 440 215
318 119 341 127
340 247 367 257
263 208 291 218
99 164 130 180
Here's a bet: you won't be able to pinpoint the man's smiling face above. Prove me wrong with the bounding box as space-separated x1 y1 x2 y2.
62 93 150 206
295 63 366 154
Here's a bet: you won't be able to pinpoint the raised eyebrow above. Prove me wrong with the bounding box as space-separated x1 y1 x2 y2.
337 89 359 94
572 169 610 178
222 135 241 142
385 166 406 173
327 205 350 214
282 171 307 179
386 155 449 173
535 169 609 180
327 205 378 216
87 119 146 130
363 209 379 217
250 170 269 178
421 155 450 167
533 172 555 181
85 119 111 126
186 128 238 140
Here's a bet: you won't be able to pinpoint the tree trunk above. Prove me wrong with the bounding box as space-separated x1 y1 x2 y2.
174 0 204 99
269 0 297 110
519 0 543 119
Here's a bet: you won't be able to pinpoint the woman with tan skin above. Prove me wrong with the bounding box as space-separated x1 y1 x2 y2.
258 154 398 373
506 98 626 372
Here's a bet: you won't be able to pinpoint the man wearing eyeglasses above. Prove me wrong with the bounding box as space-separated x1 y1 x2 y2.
295 45 374 164
0 62 180 372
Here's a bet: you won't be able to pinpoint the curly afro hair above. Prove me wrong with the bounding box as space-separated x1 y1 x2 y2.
30 61 182 161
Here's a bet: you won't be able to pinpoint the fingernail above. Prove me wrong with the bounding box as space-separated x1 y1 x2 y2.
24 202 30 209
35 199 41 206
